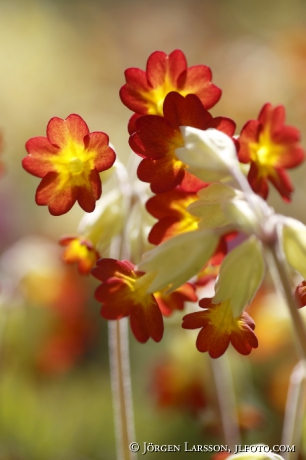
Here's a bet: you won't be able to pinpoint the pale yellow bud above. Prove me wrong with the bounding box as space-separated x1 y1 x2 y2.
214 236 265 317
138 228 219 293
282 218 306 279
176 127 238 182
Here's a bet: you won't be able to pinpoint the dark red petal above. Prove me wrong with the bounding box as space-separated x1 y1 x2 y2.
130 301 164 343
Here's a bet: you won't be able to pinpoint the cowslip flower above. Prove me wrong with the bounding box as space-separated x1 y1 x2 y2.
150 360 206 414
182 297 258 358
295 280 306 307
238 103 305 201
59 236 100 275
138 228 219 293
22 114 116 215
155 283 197 317
129 92 235 193
92 258 164 343
120 49 221 119
146 188 201 244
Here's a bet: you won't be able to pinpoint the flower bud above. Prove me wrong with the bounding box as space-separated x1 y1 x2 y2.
138 228 219 293
176 127 238 182
213 236 265 317
282 218 306 279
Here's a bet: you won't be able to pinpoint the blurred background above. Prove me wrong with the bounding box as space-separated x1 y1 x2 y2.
1 0 306 458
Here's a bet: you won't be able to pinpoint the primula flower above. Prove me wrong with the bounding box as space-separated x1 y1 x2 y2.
150 360 206 414
22 114 116 215
155 283 197 317
59 235 100 275
138 228 219 293
120 49 221 118
295 280 306 307
129 92 235 193
238 103 305 201
146 188 201 244
92 258 163 343
182 298 258 358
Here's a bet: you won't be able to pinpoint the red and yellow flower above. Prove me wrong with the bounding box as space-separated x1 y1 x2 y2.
22 114 116 215
92 258 164 343
146 188 201 245
59 235 100 275
120 49 221 119
182 298 258 358
238 103 305 201
129 92 235 193
155 283 197 317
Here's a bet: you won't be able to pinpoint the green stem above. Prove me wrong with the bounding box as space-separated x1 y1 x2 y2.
267 240 306 361
266 239 306 458
210 354 241 452
281 361 306 460
108 318 136 460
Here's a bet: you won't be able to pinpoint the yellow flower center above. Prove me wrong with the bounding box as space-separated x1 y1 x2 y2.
50 139 96 189
249 126 285 177
67 157 84 175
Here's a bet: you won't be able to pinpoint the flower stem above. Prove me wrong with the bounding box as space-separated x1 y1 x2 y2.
210 354 241 451
266 238 306 458
267 239 306 361
108 318 136 460
281 361 306 460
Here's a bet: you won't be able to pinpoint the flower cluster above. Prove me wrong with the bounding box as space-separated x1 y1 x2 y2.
22 50 306 358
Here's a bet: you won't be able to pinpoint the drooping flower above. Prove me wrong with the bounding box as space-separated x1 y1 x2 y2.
59 236 100 275
182 298 258 358
22 114 116 215
146 188 201 245
155 283 197 317
295 280 306 307
92 258 163 343
138 228 219 293
129 92 235 193
120 49 221 118
238 103 305 201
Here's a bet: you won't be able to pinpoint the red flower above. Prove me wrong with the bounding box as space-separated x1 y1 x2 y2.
22 114 116 215
150 360 206 415
129 92 235 193
59 235 100 275
146 188 201 245
182 298 258 358
155 283 197 317
294 280 306 307
238 103 305 201
92 259 163 343
120 50 221 118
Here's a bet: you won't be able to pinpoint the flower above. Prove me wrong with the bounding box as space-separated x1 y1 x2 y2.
138 228 219 293
59 236 100 275
238 103 305 201
92 259 163 343
155 283 197 317
22 114 116 215
120 49 221 117
182 297 258 358
175 126 239 183
146 188 200 245
281 217 306 279
213 236 265 318
295 280 306 307
129 92 235 193
150 360 206 414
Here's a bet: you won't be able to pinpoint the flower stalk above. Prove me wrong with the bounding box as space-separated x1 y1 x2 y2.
108 319 136 460
210 354 241 451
